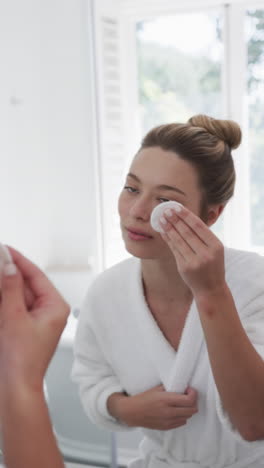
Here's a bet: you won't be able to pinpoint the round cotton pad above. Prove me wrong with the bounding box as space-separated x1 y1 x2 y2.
0 243 13 288
150 201 183 233
0 243 12 264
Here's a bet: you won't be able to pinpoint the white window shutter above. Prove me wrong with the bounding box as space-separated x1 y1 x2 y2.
92 0 126 268
91 0 139 268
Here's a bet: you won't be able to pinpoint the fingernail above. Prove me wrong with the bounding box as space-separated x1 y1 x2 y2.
3 263 17 276
174 204 182 212
160 216 167 224
164 208 173 217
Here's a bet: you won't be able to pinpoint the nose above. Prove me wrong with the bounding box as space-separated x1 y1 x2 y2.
129 195 153 221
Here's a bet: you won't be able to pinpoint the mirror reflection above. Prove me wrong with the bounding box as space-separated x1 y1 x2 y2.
1 1 264 468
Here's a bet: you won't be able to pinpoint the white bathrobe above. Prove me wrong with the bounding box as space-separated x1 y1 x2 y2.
72 247 264 468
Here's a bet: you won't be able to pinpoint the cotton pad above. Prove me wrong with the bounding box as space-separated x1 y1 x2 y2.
0 243 12 264
0 243 13 287
150 201 183 233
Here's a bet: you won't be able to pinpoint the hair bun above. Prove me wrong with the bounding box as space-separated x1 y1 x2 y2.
188 114 242 150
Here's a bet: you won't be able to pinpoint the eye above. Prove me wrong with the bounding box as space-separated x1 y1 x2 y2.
124 185 139 194
158 197 171 203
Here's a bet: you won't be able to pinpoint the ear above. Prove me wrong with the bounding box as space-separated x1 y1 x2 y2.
206 204 225 227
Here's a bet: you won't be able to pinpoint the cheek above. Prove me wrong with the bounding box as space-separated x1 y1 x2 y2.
186 195 205 219
118 192 127 219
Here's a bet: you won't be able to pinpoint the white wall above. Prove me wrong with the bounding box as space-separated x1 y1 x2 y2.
0 0 99 305
0 1 142 458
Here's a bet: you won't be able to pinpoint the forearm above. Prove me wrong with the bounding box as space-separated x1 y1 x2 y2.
107 392 134 425
1 384 64 468
196 283 264 441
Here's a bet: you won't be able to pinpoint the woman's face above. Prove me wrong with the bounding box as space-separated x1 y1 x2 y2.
118 146 206 260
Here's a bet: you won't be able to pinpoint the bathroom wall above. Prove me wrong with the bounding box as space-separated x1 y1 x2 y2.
0 0 100 305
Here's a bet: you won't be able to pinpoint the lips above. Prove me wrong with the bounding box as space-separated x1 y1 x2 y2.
126 227 153 240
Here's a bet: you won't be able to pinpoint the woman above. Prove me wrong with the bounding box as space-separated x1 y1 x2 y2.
0 246 69 468
72 115 264 467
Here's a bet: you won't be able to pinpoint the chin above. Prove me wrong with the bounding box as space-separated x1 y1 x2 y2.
122 240 160 260
121 229 169 260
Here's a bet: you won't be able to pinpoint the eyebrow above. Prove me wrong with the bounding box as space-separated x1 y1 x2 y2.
127 172 186 196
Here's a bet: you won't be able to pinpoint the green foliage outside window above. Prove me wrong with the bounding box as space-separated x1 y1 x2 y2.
247 10 264 245
137 10 264 246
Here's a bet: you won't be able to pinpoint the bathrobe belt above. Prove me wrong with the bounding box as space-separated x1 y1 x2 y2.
129 453 262 468
129 455 207 468
148 455 207 468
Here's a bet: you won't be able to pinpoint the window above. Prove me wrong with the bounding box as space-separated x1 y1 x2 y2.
247 8 264 249
137 11 223 133
92 1 264 269
136 9 224 238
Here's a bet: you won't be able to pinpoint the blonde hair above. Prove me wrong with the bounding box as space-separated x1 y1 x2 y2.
140 114 242 207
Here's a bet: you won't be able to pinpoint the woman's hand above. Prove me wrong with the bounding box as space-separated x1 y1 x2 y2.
160 205 226 299
0 247 70 392
108 385 198 430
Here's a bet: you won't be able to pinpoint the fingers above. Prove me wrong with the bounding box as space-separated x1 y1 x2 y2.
7 246 61 303
169 405 198 417
5 247 70 325
168 219 205 253
160 204 223 263
166 387 198 407
161 228 194 262
0 263 27 320
162 211 206 258
24 284 35 309
165 417 188 430
185 386 198 399
161 409 197 430
0 242 13 264
164 387 198 428
154 384 165 391
0 246 35 309
145 384 165 393
164 205 213 246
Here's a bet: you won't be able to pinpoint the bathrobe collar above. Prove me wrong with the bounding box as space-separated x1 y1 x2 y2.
132 259 204 393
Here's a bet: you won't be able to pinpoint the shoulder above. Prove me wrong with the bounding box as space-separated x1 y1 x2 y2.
80 256 140 322
224 247 264 312
224 246 264 277
89 256 139 297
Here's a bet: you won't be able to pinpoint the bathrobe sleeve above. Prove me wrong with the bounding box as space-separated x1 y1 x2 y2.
71 286 132 432
214 309 264 446
214 251 264 445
